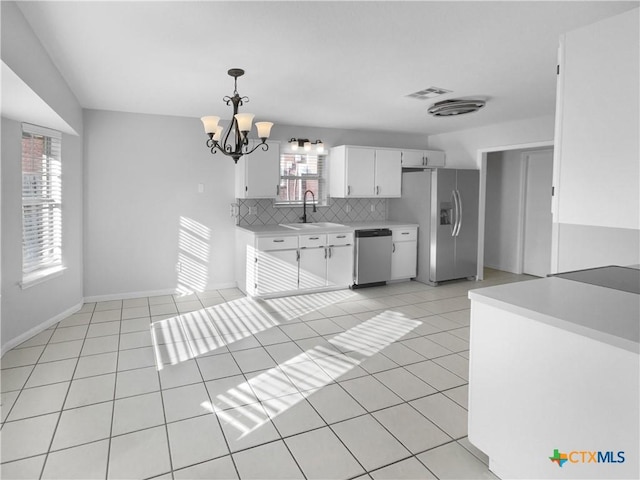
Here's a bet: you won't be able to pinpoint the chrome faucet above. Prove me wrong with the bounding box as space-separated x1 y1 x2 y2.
301 189 317 223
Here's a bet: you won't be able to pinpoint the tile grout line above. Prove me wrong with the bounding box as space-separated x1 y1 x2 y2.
176 294 243 480
37 301 98 480
104 301 124 480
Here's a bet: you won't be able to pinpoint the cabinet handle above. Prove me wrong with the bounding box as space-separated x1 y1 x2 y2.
276 185 280 196
309 237 319 240
324 247 328 259
337 235 346 238
401 232 410 235
347 185 351 195
376 185 380 195
424 156 428 166
393 243 396 253
296 250 300 261
245 186 248 192
273 239 285 243
329 247 332 258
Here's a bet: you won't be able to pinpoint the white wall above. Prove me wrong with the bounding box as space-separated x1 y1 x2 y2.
484 151 525 273
1 1 84 352
427 115 555 169
553 8 639 271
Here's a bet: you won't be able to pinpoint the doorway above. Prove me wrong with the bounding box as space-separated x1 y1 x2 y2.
522 150 553 277
476 141 554 280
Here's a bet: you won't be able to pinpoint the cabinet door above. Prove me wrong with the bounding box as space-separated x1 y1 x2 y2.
239 141 280 199
424 150 446 167
401 150 426 167
375 149 402 197
327 245 354 287
256 249 298 294
299 247 327 290
391 241 417 280
345 147 375 197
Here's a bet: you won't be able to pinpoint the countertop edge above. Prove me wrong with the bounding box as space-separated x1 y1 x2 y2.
236 221 419 235
468 281 639 354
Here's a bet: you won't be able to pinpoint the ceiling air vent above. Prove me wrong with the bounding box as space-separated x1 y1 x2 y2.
406 87 452 100
428 99 486 117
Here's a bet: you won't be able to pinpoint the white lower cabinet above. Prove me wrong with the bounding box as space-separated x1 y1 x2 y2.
327 245 354 287
391 227 418 280
256 249 299 295
299 247 327 289
243 231 354 297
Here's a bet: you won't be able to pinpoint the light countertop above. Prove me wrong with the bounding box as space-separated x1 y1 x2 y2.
469 276 640 353
236 220 419 235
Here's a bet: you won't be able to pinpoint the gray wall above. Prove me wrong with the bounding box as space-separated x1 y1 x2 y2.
83 110 429 300
1 2 84 351
83 110 237 299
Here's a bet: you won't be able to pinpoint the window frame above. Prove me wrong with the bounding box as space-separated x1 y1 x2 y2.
275 151 329 207
20 123 64 288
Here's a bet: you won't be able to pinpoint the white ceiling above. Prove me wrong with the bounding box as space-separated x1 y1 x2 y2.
16 1 638 136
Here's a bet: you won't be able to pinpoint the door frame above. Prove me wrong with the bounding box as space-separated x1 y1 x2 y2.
476 141 554 280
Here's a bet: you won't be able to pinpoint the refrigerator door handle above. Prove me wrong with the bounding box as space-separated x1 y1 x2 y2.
451 190 458 237
454 189 463 236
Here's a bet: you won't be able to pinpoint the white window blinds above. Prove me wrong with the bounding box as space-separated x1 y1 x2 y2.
277 153 328 205
22 124 62 276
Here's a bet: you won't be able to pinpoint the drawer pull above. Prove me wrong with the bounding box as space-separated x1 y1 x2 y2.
309 237 320 240
273 239 285 243
401 232 410 235
337 235 346 238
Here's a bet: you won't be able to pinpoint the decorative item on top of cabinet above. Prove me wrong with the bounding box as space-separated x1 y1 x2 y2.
401 149 446 168
235 141 280 199
329 146 402 198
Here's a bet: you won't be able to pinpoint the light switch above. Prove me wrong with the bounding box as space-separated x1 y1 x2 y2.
197 183 204 193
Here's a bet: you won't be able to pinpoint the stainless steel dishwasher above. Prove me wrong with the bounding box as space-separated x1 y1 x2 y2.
353 228 393 287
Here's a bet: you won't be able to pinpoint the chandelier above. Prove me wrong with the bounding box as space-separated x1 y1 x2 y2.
200 68 273 163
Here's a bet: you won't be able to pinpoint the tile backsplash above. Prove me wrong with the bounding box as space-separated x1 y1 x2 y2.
236 198 387 226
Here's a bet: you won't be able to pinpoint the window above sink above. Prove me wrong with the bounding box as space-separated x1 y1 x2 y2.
275 152 328 207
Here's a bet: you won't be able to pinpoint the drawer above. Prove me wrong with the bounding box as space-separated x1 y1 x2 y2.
328 232 354 246
300 233 327 248
392 228 417 242
257 235 298 251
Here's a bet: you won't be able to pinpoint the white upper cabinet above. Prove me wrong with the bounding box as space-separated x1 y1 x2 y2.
554 9 638 230
235 141 280 199
329 146 401 198
344 147 376 197
401 149 446 168
374 149 402 197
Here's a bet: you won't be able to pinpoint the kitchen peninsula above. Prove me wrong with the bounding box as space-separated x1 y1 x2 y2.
467 267 639 479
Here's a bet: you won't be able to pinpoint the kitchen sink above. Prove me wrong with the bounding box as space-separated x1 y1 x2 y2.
280 222 347 230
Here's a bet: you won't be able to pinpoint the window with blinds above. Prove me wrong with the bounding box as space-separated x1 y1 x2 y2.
276 153 328 206
22 124 62 278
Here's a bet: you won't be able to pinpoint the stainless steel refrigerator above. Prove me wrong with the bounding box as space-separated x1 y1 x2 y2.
388 168 479 285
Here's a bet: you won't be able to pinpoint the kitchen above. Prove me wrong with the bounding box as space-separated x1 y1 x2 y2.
1 1 639 479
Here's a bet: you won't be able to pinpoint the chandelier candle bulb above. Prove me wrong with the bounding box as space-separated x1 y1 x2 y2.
234 113 255 133
201 116 220 134
213 126 224 142
255 122 273 140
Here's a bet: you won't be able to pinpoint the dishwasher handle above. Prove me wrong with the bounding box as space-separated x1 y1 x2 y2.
355 228 392 238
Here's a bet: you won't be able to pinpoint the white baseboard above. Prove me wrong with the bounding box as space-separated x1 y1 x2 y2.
3 281 240 356
83 282 239 303
1 301 84 357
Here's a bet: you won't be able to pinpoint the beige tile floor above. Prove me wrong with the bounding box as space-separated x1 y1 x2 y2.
0 269 532 479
